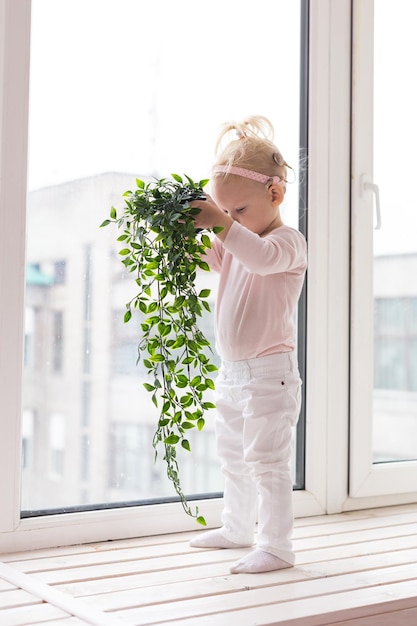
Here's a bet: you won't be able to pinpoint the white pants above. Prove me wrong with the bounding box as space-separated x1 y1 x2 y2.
215 351 302 565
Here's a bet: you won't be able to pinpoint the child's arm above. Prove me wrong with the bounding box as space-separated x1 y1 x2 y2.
191 195 233 241
222 221 307 275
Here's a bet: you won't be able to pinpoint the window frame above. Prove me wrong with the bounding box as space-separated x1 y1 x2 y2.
349 0 417 500
3 0 415 553
0 0 322 551
0 0 32 540
0 0 332 551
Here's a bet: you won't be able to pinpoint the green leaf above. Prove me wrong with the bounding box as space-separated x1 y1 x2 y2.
181 439 191 452
184 174 195 185
100 219 111 227
164 434 180 445
110 206 117 219
118 248 130 256
161 324 172 336
172 336 186 349
197 418 205 431
174 295 185 308
171 173 183 183
136 178 145 188
196 515 207 526
150 354 165 362
198 289 211 298
124 310 132 323
201 234 211 248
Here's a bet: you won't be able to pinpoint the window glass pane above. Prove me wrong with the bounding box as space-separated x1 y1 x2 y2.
22 0 303 512
372 0 417 463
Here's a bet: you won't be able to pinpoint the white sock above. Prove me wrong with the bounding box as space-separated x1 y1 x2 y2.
230 549 293 574
189 529 253 549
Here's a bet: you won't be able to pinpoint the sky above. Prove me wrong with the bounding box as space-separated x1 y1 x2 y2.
28 0 301 190
27 0 417 256
372 0 417 256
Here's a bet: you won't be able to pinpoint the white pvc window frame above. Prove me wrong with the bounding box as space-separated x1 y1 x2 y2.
349 0 417 500
0 0 325 552
2 0 413 553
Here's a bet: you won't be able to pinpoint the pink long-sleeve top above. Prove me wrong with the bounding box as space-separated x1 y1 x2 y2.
205 221 307 362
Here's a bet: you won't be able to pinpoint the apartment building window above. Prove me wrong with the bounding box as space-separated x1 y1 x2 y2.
52 311 64 372
374 297 417 392
109 423 147 493
111 309 145 377
24 307 36 369
81 434 90 482
49 413 66 479
22 409 35 471
54 260 66 284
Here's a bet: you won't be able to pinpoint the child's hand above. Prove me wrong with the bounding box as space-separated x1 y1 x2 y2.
191 194 233 239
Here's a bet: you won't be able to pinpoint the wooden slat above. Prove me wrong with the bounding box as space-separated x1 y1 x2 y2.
0 561 126 626
10 549 243 585
38 617 90 626
79 563 417 614
332 606 417 626
0 604 69 626
0 579 17 591
16 531 416 587
57 546 417 598
162 581 417 626
0 588 39 609
6 518 417 578
0 530 198 563
92 564 417 623
3 503 417 565
0 504 416 626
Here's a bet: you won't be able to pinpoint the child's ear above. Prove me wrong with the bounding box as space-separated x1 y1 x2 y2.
268 184 284 206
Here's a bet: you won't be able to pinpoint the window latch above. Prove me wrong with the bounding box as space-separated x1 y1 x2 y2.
360 174 381 230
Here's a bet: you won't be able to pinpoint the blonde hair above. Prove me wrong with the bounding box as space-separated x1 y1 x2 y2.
213 115 291 184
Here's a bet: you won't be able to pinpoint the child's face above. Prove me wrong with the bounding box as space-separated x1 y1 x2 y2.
212 177 283 236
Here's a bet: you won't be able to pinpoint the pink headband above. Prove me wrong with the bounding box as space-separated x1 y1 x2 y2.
212 165 285 187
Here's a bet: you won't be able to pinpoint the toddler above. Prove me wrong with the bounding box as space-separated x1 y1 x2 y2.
190 115 307 574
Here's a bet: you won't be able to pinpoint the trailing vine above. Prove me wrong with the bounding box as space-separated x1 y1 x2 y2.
101 174 220 525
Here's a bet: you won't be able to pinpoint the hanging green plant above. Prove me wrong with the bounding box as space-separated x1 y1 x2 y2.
101 174 221 525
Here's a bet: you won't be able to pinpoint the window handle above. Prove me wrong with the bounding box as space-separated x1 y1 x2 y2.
360 175 381 230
